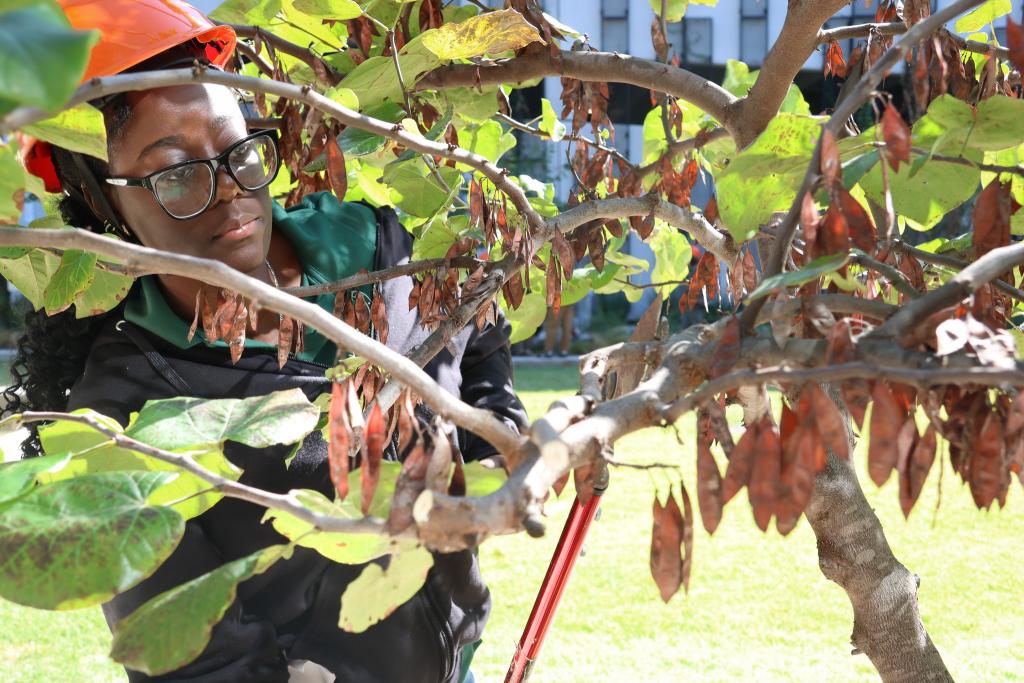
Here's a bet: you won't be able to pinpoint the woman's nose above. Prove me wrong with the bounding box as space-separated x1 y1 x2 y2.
213 165 243 203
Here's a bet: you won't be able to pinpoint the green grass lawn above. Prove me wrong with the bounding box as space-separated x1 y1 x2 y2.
2 363 1022 682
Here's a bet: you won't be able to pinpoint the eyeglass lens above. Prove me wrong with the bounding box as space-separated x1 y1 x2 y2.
152 135 279 218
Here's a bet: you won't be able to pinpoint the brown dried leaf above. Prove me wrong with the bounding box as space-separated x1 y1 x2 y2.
824 40 848 79
837 187 876 254
723 425 757 503
707 316 740 380
809 385 849 460
881 102 911 172
277 315 293 369
360 401 385 515
650 489 684 603
749 417 781 532
820 128 841 187
326 132 347 200
328 381 351 502
679 480 694 594
187 289 201 343
900 423 936 517
1008 18 1024 71
971 410 1006 509
973 179 1012 260
869 382 905 487
697 437 723 535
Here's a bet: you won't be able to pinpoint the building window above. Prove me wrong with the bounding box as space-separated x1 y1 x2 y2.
667 18 713 64
740 0 768 66
601 0 629 53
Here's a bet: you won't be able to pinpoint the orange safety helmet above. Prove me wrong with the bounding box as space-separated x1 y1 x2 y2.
22 0 236 193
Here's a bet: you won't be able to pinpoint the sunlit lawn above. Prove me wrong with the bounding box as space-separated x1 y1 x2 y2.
2 362 1022 682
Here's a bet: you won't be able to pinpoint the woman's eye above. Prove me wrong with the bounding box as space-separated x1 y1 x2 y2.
162 165 197 184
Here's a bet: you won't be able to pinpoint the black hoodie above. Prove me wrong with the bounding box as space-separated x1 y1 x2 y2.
65 201 527 682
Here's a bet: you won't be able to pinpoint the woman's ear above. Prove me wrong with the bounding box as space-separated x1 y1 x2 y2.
72 154 134 241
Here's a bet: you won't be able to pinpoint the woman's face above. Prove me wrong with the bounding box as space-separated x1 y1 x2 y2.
104 84 272 275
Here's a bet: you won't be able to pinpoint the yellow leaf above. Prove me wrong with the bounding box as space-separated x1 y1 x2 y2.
420 9 542 60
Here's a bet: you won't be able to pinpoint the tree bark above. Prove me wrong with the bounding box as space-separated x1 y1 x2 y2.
806 453 953 682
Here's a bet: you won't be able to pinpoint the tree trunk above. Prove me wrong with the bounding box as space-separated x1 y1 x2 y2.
805 453 953 682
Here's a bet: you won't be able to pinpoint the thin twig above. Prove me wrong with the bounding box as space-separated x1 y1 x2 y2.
850 250 920 299
495 112 633 169
897 240 1024 303
664 362 1024 423
13 411 393 537
817 22 1011 61
229 24 343 85
282 257 479 297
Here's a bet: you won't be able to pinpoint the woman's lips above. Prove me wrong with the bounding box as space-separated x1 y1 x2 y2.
215 216 261 242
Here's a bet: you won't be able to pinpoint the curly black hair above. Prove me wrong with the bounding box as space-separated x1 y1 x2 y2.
2 102 135 457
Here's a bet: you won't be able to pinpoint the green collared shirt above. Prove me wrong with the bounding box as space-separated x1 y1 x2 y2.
123 192 378 367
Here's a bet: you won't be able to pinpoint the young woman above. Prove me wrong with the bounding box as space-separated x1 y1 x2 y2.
9 2 526 681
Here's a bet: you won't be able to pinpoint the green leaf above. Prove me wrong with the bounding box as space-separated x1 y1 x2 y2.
722 59 755 98
342 38 439 109
43 249 97 314
456 120 516 168
263 488 416 565
337 103 404 157
649 0 688 22
126 389 319 451
420 9 542 60
412 214 466 261
539 98 566 142
322 85 360 112
290 0 362 19
0 4 99 111
0 471 184 610
746 251 851 302
0 453 71 505
716 113 821 242
383 159 462 218
0 247 60 309
915 94 1024 152
71 259 134 318
38 411 241 521
859 156 978 229
209 0 283 24
0 142 23 223
648 220 692 298
338 546 433 633
954 0 1010 32
21 103 107 161
110 545 290 676
721 60 807 114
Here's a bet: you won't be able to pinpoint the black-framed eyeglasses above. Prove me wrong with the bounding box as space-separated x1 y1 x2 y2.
105 130 280 220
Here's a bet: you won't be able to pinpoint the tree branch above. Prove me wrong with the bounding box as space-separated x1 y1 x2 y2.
874 239 1024 339
728 0 851 148
632 128 729 180
0 227 524 457
13 411 391 537
0 67 544 232
741 0 986 331
897 240 1024 302
228 23 343 85
416 48 740 139
818 22 1011 61
544 194 738 263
